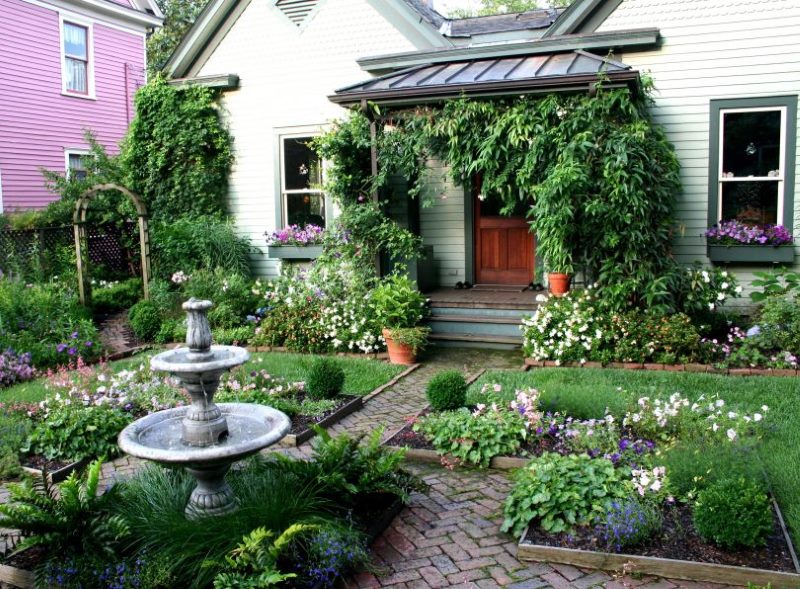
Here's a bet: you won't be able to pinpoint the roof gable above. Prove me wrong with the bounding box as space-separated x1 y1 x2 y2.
166 0 451 78
543 0 623 38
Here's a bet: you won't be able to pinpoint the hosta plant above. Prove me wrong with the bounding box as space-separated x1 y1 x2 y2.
502 452 629 536
414 402 528 468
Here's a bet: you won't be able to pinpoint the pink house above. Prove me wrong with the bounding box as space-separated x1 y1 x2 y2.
0 0 162 212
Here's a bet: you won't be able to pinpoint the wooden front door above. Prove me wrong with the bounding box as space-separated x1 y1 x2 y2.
474 186 535 285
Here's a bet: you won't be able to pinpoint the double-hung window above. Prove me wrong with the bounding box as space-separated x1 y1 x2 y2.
280 136 325 228
709 96 797 227
66 151 90 180
62 20 91 96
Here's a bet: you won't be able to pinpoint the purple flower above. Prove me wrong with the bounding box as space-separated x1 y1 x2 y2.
84 341 93 347
71 331 79 339
56 343 68 353
68 347 77 356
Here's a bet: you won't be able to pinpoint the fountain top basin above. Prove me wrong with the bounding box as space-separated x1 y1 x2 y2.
118 403 291 466
150 345 250 375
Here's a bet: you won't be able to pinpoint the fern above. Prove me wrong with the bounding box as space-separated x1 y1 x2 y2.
0 459 128 563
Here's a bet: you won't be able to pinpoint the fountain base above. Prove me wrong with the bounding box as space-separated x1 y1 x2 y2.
186 463 237 519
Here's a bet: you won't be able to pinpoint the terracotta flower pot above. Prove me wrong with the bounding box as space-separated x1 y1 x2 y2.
548 273 571 297
382 328 416 365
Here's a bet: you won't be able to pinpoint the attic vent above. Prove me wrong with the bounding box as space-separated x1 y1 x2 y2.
275 0 319 27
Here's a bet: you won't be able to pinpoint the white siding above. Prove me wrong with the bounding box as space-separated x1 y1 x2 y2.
598 0 800 301
195 0 425 277
420 160 467 286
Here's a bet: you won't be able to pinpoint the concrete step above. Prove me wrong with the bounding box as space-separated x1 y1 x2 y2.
425 316 523 338
428 332 522 350
427 306 532 320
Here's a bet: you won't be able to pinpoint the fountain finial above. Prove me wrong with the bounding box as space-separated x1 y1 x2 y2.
183 298 213 361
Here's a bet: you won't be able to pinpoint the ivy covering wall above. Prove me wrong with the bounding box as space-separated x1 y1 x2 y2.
314 78 682 310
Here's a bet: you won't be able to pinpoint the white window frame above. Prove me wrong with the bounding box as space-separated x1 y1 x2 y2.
64 149 92 180
716 105 787 224
279 132 326 227
59 13 95 99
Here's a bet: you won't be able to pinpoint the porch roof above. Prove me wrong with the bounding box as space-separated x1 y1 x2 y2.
329 50 637 106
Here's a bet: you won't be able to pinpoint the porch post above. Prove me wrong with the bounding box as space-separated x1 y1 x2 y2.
361 99 379 202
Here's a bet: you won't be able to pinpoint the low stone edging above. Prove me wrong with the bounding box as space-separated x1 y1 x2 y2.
524 358 798 377
0 563 34 589
20 457 91 485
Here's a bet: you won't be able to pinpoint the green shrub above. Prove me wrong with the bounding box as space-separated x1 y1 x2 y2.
257 301 329 353
414 403 526 468
208 302 240 329
661 441 763 499
212 326 255 346
426 370 467 411
181 269 258 320
693 478 772 549
306 357 345 400
24 403 133 462
502 453 629 536
155 317 185 344
150 217 252 279
91 278 143 313
0 279 101 368
0 414 30 480
371 273 427 328
129 300 163 341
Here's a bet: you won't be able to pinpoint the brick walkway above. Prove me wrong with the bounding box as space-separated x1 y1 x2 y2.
2 348 743 588
97 310 140 355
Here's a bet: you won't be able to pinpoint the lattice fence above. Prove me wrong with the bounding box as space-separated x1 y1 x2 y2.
0 222 141 281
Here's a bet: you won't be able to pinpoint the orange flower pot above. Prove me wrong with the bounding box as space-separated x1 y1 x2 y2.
382 328 417 365
548 273 571 297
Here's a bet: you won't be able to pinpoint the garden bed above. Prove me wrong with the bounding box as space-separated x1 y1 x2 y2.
279 394 364 447
19 456 90 484
517 497 800 585
383 411 530 470
524 358 799 377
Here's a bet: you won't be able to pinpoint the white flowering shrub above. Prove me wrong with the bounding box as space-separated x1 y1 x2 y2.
521 288 608 362
679 264 741 315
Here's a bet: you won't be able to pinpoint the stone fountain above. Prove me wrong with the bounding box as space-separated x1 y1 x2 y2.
118 299 290 519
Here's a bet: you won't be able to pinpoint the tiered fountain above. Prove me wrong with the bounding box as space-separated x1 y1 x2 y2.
118 299 290 519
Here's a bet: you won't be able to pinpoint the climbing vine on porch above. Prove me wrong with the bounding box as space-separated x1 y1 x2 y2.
315 77 682 310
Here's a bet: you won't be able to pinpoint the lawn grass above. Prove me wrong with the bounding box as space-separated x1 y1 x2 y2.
247 352 404 395
0 350 404 405
470 368 800 547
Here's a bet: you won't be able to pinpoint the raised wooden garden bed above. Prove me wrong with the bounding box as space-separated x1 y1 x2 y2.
19 457 90 484
279 394 364 447
517 498 800 587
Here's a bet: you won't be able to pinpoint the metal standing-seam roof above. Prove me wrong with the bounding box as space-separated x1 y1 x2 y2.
330 50 637 106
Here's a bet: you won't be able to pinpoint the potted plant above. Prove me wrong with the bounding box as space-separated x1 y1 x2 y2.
371 273 429 364
265 224 325 259
705 221 794 264
543 244 573 297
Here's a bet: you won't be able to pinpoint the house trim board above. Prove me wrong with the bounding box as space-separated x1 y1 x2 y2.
356 28 658 72
463 179 474 284
706 95 797 231
16 0 156 34
168 73 240 90
542 0 624 38
364 0 452 50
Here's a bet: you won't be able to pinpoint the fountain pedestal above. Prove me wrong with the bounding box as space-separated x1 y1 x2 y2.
118 298 290 519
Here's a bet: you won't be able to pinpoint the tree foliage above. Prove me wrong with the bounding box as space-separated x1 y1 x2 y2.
121 76 234 221
449 0 571 18
147 0 207 74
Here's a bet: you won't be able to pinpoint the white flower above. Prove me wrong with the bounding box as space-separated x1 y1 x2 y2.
717 292 726 301
753 413 763 422
735 285 743 294
727 428 737 441
761 405 769 412
708 303 715 310
721 282 729 290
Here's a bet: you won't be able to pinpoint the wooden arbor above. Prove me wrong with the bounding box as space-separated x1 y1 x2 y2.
74 183 151 306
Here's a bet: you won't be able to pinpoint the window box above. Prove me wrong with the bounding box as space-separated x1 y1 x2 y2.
267 245 323 259
707 244 794 264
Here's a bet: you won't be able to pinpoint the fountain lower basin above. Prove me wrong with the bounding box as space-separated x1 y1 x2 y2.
118 403 290 467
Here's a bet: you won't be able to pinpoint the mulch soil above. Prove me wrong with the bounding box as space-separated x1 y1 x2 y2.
525 499 797 573
20 455 72 472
